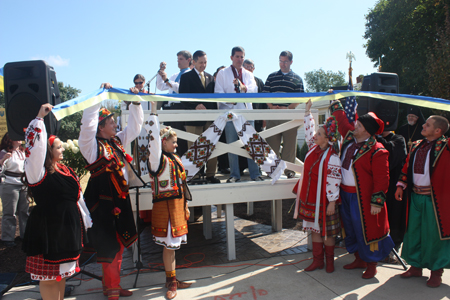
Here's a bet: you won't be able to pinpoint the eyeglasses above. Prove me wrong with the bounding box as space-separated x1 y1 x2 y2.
279 60 291 64
134 82 144 85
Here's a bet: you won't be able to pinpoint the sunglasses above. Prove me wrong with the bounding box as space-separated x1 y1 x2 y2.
134 82 144 85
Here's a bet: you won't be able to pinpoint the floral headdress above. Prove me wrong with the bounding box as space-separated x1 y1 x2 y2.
323 116 340 144
98 108 114 125
161 126 176 142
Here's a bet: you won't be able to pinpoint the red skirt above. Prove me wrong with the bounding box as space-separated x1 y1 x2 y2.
25 255 79 281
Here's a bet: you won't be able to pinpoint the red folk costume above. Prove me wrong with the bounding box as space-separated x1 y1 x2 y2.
293 114 341 237
331 102 390 246
397 136 450 277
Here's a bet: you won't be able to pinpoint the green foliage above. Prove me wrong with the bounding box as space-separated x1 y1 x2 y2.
427 4 450 120
304 68 346 92
58 82 82 141
0 93 4 108
297 141 309 162
60 139 88 179
364 0 448 95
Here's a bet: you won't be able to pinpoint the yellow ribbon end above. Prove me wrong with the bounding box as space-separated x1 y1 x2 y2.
370 242 379 252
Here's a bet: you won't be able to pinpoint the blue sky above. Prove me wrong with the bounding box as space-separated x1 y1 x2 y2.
1 0 379 96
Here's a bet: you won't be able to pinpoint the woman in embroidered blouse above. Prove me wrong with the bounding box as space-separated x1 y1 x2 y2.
145 102 192 300
22 104 92 300
293 99 342 273
0 133 28 247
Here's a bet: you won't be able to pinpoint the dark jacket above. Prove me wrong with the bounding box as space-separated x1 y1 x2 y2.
179 69 216 126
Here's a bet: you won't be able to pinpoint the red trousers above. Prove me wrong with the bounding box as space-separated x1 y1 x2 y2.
101 237 125 289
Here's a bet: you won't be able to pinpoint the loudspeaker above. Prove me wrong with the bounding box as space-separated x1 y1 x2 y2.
357 72 399 131
4 60 61 141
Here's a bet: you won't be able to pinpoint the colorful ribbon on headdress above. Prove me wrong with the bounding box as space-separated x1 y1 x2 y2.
323 116 339 144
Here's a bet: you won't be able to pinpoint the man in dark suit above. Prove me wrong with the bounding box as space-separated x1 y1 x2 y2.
179 50 220 183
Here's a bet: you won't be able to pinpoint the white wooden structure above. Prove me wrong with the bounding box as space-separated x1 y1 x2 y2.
122 108 318 261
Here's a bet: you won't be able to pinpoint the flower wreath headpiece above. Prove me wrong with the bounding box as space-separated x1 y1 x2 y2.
161 126 176 142
323 115 340 144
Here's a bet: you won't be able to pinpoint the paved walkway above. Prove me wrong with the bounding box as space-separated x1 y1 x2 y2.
4 209 450 300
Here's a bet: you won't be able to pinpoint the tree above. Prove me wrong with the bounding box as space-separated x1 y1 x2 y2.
364 0 448 95
58 82 82 141
304 69 346 92
427 5 450 99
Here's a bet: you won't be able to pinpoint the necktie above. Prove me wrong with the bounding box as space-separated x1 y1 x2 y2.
414 140 434 174
175 68 190 83
200 72 206 88
342 141 365 170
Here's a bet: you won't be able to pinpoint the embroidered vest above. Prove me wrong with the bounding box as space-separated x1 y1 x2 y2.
85 137 132 199
149 152 191 203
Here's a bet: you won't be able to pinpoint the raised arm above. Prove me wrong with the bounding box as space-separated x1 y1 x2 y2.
78 103 101 164
145 103 162 173
330 100 354 138
24 104 52 184
116 102 144 146
304 99 316 150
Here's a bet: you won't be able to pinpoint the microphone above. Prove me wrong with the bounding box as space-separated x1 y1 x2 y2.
234 79 241 93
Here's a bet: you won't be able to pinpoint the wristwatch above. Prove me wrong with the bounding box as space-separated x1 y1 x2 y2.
164 78 169 83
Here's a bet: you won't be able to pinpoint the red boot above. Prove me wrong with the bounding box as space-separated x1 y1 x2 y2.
400 266 423 278
427 269 443 288
106 288 120 300
324 245 335 273
343 252 367 269
362 262 377 279
304 242 324 272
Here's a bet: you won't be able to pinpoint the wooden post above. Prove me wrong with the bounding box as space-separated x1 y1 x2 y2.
202 205 212 239
225 203 236 260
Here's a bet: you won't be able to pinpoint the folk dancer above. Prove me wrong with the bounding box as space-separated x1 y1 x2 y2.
293 99 342 273
145 102 192 299
395 115 450 288
330 100 394 279
79 83 144 300
23 104 92 300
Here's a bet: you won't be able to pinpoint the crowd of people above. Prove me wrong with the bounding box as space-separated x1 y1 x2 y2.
0 46 449 300
293 96 450 287
123 46 304 183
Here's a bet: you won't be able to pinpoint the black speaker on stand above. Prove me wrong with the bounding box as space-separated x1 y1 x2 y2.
357 72 399 131
4 60 61 141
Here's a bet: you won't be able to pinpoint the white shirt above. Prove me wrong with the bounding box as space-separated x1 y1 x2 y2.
0 149 25 185
412 148 431 186
214 66 257 110
156 70 191 104
340 137 369 187
78 103 144 184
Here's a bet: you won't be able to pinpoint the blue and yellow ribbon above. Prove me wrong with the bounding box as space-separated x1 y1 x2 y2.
0 68 4 93
51 87 450 120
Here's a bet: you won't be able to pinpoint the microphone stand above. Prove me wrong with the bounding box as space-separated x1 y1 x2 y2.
133 139 144 288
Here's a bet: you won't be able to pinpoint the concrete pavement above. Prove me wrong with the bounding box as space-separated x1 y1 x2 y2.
4 247 450 300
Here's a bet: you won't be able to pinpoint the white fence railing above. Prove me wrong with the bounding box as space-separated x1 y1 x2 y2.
122 108 318 260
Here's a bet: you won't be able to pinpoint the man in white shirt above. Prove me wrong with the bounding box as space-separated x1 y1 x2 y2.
214 46 262 182
156 50 192 156
157 50 192 96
